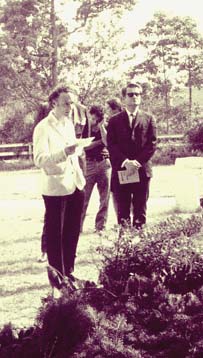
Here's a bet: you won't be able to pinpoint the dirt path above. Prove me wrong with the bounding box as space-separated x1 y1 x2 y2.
0 166 180 328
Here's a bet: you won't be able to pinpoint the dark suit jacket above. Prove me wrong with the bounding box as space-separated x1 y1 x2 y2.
107 109 157 189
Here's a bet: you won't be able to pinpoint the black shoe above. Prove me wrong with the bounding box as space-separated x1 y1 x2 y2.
61 275 77 291
134 223 144 230
38 252 47 263
94 228 105 236
67 273 76 282
47 266 62 290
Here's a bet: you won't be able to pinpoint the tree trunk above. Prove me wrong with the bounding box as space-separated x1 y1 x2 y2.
188 56 192 116
189 85 192 116
162 58 169 133
50 0 58 88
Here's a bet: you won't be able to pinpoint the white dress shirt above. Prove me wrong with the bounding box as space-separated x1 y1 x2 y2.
121 108 141 169
33 111 85 196
125 108 138 127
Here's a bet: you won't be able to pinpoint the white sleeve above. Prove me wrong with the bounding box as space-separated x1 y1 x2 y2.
33 123 67 170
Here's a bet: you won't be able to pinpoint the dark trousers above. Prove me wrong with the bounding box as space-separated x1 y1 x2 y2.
81 159 111 231
115 177 150 227
42 189 84 276
41 212 47 254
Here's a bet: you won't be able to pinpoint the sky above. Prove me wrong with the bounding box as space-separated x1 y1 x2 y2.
56 0 203 81
122 0 203 41
121 0 203 69
57 0 203 38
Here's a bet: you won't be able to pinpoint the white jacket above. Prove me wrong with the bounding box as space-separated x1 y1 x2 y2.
33 111 85 196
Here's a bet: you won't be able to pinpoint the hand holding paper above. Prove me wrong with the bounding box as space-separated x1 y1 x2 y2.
123 159 141 172
64 144 77 156
76 137 95 148
65 137 95 156
118 167 140 184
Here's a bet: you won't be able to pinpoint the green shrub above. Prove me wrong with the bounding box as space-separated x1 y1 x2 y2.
86 214 203 357
37 295 93 358
0 295 93 358
0 323 41 358
1 213 203 357
185 123 203 152
98 214 203 297
152 145 194 165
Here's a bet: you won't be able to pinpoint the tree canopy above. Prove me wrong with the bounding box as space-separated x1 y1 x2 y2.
130 12 203 114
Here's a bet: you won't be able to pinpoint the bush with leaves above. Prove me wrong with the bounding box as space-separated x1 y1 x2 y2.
152 145 199 165
1 213 203 357
185 122 203 152
0 295 93 358
38 295 93 357
98 214 203 297
0 106 33 144
0 323 41 358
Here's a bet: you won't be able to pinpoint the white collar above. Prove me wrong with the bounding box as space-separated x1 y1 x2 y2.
125 108 138 126
125 108 138 118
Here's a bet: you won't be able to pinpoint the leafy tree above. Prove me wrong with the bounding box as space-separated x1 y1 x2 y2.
171 16 203 114
130 12 203 132
0 0 138 143
63 14 129 105
132 13 179 109
0 0 67 108
0 0 137 107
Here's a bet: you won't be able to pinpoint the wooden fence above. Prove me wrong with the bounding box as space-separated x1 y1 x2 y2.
0 134 185 161
0 143 33 160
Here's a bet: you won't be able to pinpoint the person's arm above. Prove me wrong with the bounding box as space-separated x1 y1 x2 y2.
107 117 127 169
85 139 103 151
33 123 76 172
135 115 157 164
99 121 107 146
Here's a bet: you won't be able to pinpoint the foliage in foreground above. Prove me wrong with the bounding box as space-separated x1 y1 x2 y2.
1 213 203 357
186 123 203 152
0 296 93 358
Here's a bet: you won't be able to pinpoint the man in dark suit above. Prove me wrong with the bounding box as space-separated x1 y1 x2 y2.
107 82 157 229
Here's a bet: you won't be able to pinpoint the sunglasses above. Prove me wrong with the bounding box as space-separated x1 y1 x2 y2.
127 92 141 97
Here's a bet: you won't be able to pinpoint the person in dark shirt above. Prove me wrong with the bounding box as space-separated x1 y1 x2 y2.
106 98 122 118
81 105 111 233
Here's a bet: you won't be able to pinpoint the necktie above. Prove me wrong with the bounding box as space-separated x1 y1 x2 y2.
130 113 136 129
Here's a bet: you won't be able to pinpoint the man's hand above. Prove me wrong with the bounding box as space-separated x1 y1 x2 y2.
64 144 77 156
132 159 141 168
85 139 102 150
98 120 105 129
124 159 141 173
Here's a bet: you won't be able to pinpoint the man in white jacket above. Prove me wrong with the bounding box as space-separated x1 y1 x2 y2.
33 85 85 289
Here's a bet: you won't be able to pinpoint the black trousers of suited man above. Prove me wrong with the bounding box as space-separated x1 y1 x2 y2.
114 174 150 228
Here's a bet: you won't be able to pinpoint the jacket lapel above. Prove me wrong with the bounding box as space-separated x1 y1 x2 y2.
48 112 70 145
122 110 132 130
132 109 142 130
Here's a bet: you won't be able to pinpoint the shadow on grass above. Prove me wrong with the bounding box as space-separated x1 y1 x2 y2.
0 263 46 276
0 283 49 297
0 159 34 171
1 236 39 246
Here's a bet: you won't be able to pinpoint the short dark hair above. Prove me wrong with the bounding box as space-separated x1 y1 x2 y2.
89 105 104 122
106 98 122 112
121 82 143 97
48 85 73 106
